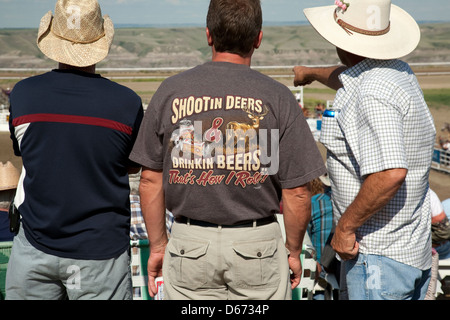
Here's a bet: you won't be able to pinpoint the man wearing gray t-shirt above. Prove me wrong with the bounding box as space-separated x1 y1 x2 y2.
130 0 326 300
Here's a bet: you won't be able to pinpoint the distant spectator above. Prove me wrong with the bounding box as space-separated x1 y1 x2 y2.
315 103 325 118
0 162 20 242
439 123 450 150
431 190 450 260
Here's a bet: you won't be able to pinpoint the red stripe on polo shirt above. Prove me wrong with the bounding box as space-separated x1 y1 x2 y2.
12 113 133 135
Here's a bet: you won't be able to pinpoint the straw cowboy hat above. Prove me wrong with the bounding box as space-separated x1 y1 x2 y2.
37 0 114 67
303 0 420 60
319 168 331 187
0 162 20 191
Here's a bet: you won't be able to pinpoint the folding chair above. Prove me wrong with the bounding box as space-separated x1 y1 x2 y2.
292 244 317 300
0 241 13 300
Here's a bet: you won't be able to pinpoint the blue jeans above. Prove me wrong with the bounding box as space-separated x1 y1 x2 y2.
436 241 450 260
341 253 431 300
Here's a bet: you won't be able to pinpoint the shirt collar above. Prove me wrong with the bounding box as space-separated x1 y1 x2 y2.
339 58 375 88
339 58 401 89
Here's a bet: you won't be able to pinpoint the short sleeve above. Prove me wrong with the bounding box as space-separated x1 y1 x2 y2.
129 103 164 170
277 111 326 189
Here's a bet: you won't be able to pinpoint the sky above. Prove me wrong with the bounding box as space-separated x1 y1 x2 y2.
0 0 449 29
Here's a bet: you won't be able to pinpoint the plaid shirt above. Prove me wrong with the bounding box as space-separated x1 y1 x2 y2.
308 190 334 262
130 195 148 240
130 194 175 240
320 59 436 270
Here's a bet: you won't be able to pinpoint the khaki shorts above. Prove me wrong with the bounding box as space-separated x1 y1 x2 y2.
6 226 132 300
163 219 291 300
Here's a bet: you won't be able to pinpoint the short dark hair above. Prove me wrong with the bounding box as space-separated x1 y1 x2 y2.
207 0 262 57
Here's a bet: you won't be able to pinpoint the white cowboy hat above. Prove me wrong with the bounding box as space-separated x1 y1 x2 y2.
303 0 420 60
37 0 114 67
0 161 20 191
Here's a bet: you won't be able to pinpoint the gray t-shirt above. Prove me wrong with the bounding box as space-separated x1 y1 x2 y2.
130 61 326 225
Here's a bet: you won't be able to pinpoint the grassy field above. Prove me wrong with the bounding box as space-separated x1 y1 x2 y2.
424 89 450 109
301 87 450 112
1 23 450 68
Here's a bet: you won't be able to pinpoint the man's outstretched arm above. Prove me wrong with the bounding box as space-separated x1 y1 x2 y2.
293 65 347 90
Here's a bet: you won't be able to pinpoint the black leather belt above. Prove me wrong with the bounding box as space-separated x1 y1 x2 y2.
175 215 276 228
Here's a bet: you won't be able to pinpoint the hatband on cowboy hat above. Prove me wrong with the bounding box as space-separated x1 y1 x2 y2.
0 162 20 191
37 0 114 67
303 0 420 60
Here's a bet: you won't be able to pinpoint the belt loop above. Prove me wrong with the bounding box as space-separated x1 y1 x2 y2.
187 218 191 226
253 220 257 228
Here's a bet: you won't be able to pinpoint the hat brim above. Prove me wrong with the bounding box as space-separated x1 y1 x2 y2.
303 5 420 60
0 162 20 191
37 11 114 67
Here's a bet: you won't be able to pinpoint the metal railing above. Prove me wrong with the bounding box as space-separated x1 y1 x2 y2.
432 143 450 174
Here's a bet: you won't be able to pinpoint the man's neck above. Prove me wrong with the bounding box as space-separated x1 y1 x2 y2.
212 50 253 66
58 63 96 74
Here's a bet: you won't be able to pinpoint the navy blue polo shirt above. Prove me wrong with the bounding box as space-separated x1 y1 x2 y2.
9 69 143 260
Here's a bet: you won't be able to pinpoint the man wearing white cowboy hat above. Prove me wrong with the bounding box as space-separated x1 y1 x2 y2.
293 0 436 300
6 0 143 300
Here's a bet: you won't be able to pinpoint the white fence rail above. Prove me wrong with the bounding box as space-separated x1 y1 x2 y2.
432 144 450 174
0 109 9 132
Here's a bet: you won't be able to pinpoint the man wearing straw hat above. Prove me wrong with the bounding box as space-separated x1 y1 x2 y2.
6 0 143 300
293 0 436 300
0 162 20 242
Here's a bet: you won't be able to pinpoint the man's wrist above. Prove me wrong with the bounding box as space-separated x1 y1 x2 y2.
336 218 357 235
286 245 303 258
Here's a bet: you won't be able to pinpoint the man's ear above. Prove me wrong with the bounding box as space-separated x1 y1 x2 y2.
254 30 263 49
206 27 213 47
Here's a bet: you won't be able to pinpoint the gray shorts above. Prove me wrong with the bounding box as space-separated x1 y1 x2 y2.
6 226 132 300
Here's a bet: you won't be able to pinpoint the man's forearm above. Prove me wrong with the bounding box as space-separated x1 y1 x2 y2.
293 65 347 90
332 168 407 260
282 184 312 256
139 167 168 252
282 184 312 289
139 167 167 297
337 168 407 234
